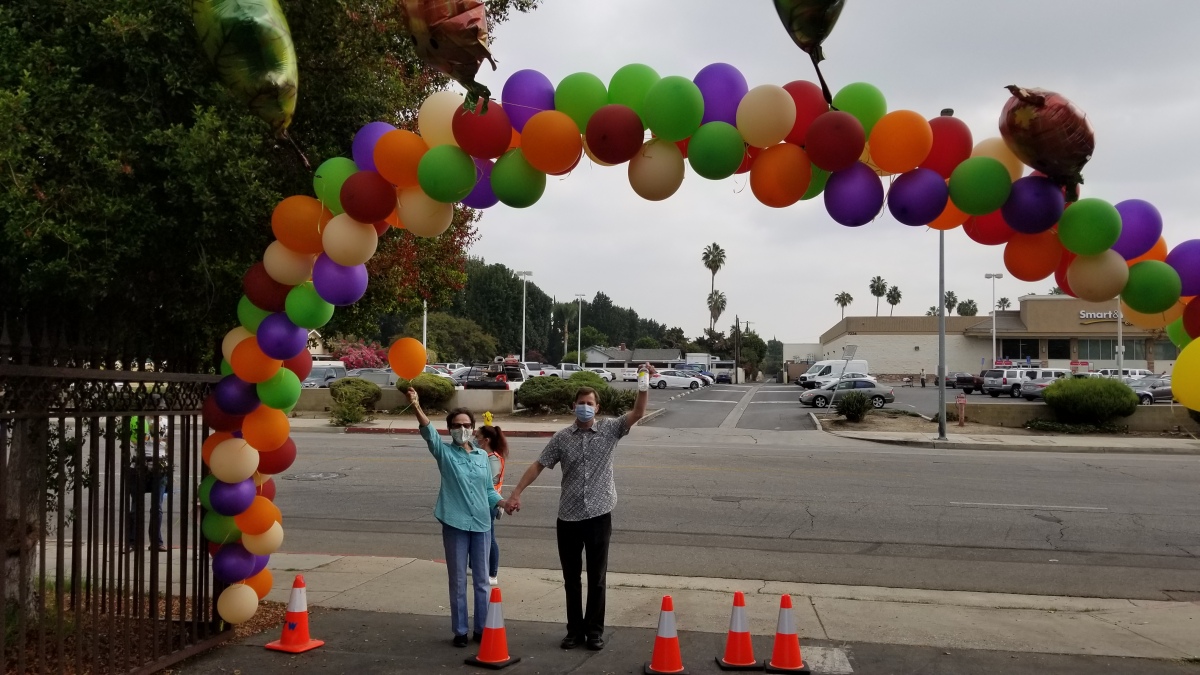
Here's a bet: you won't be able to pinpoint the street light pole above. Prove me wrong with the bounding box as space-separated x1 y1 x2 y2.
422 299 428 351
516 271 532 361
937 230 947 441
985 273 1003 367
575 293 586 366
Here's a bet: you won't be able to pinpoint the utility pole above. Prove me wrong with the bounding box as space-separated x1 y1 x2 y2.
734 314 741 384
516 271 532 361
575 293 586 366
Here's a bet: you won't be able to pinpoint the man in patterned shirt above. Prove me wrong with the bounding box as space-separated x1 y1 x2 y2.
505 365 655 651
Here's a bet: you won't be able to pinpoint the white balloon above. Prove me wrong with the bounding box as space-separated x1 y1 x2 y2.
736 85 796 149
628 139 685 201
396 187 454 238
262 241 315 285
209 439 260 483
242 521 285 555
972 137 1024 181
418 91 465 148
217 583 260 624
222 327 253 363
321 214 378 266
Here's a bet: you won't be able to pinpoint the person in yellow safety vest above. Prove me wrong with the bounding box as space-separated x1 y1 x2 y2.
126 414 170 552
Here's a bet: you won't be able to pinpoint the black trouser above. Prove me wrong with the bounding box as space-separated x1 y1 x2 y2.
556 513 612 639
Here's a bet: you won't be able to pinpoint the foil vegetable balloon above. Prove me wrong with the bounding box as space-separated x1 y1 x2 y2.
193 0 299 135
399 0 497 106
773 0 845 103
999 85 1095 202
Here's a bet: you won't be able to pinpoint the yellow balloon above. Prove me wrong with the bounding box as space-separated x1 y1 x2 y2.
1120 300 1185 329
971 137 1024 181
242 521 285 555
1172 340 1200 410
628 139 685 201
736 84 796 149
858 143 892 177
396 187 454 238
418 91 464 147
221 326 253 363
1066 251 1129 303
262 241 315 286
217 583 260 625
210 439 260 483
322 214 378 266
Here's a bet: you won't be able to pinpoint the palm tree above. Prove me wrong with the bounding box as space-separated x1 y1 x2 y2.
1048 286 1065 295
957 299 979 316
886 285 902 316
926 306 939 316
996 297 1011 311
555 301 577 355
834 292 853 318
702 243 726 329
707 290 727 329
943 290 958 313
869 276 888 316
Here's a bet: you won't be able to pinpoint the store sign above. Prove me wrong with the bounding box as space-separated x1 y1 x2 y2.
1069 360 1090 366
1079 310 1132 326
994 359 1014 366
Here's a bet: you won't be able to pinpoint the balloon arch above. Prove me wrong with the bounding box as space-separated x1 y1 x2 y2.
203 64 1200 623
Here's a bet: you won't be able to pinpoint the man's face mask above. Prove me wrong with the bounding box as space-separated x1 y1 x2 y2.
575 403 595 422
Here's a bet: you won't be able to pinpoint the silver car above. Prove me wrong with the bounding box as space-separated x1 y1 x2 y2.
799 378 896 409
1021 377 1059 401
1121 377 1174 405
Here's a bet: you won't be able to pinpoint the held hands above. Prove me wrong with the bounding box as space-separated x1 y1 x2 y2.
503 493 522 515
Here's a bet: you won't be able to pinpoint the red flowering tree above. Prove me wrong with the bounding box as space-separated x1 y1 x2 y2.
328 336 388 369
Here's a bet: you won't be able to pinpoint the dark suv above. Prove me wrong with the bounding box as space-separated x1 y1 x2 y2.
956 370 986 394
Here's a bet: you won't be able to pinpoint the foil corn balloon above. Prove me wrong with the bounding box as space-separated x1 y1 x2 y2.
399 0 496 105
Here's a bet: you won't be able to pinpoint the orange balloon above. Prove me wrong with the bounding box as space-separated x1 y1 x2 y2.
388 337 426 379
1121 299 1185 329
373 130 428 189
242 406 290 452
234 496 283 536
1126 236 1168 266
231 338 282 384
271 196 331 255
241 569 273 600
749 143 812 208
508 128 521 150
203 432 233 466
928 198 967 231
1004 231 1063 282
868 110 933 174
519 111 583 175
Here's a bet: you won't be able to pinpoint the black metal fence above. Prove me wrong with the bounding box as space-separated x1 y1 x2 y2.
2 359 227 673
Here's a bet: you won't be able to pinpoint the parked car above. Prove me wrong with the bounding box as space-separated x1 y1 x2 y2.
435 362 466 371
1020 376 1060 401
461 361 528 400
648 369 704 389
587 367 615 382
676 363 717 381
347 368 399 387
522 361 552 377
621 368 639 382
302 362 348 388
559 363 586 377
449 366 473 384
1121 377 1174 405
714 372 732 384
1095 368 1154 379
799 379 895 409
423 365 456 381
956 371 986 394
930 371 970 387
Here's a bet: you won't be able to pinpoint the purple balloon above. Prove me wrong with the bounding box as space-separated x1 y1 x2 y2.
887 168 948 226
209 478 257 517
1165 239 1200 296
312 254 369 306
256 313 308 360
249 554 270 577
693 63 748 126
213 375 260 416
824 162 884 227
212 542 257 584
462 158 498 209
1113 199 1163 260
352 122 396 173
1000 176 1064 234
501 69 555 132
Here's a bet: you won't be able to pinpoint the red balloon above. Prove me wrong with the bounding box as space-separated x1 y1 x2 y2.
1183 298 1200 339
999 86 1094 200
735 145 761 175
452 101 513 159
256 477 277 501
782 80 828 145
963 210 1016 246
257 437 297 475
372 220 390 236
920 116 973 180
804 111 865 173
208 542 222 556
340 171 395 224
584 104 644 165
283 350 313 381
1054 250 1078 297
243 262 292 313
203 393 245 433
674 137 689 159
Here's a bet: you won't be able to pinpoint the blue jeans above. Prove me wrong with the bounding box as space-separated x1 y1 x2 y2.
441 522 490 637
469 508 501 578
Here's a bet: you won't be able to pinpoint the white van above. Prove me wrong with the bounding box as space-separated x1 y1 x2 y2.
1093 368 1153 379
796 360 869 388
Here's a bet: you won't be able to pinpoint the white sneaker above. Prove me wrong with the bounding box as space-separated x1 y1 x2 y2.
488 576 499 586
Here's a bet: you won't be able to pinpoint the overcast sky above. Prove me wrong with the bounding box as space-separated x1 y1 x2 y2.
459 0 1199 343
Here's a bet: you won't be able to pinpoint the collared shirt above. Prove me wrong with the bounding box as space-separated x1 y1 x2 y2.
419 424 502 532
537 414 630 521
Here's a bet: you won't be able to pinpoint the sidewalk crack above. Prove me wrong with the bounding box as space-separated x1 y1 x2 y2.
809 596 830 640
1088 613 1193 658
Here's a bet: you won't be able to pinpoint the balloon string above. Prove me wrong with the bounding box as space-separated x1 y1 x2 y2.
811 53 835 107
283 130 311 170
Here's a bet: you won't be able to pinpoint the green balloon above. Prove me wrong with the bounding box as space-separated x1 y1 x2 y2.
832 82 887 136
199 474 218 511
257 367 302 410
1168 317 1193 350
608 63 660 126
801 165 831 201
219 359 234 376
417 144 477 203
1057 198 1122 256
555 72 608 131
202 511 242 545
491 149 546 208
687 122 744 179
643 76 704 143
948 157 1012 216
312 157 358 215
237 295 271 333
1122 260 1182 314
285 282 335 329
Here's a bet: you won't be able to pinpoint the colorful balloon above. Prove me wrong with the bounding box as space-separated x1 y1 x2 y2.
736 85 796 149
584 105 644 165
1167 318 1192 350
373 130 428 189
1183 298 1200 339
1000 175 1064 234
389 337 427 379
417 144 477 203
1066 250 1129 303
209 477 257 517
312 157 358 215
322 214 379 267
312 254 368 306
523 110 584 173
502 69 555 132
628 139 685 201
824 162 883 227
749 143 811 208
256 365 302 410
214 375 261 417
243 406 290 453
782 80 828 145
257 437 296 475
1057 198 1122 256
1126 236 1168 266
230 337 282 384
999 85 1094 200
805 111 865 172
490 149 547 208
1165 239 1200 296
235 496 282 536
1122 260 1182 314
555 72 608 132
452 101 512 159
418 91 465 147
1112 199 1163 261
927 199 968 231
948 157 1012 216
396 186 455 236
687 122 745 180
920 115 973 180
285 282 335 330
271 196 331 255
1004 231 1062 282
868 110 932 174
608 63 660 124
243 262 292 313
241 521 284 556
209 438 260 484
971 137 1024 182
352 122 396 172
462 159 499 209
282 349 313 381
887 168 948 226
237 295 271 333
216 581 259 624
340 170 397 223
202 511 242 545
832 82 886 136
694 63 749 126
643 76 705 143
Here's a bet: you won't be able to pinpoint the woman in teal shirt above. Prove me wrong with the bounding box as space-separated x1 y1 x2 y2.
407 388 507 647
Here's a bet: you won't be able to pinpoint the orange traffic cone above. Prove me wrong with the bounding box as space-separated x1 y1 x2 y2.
465 587 520 669
765 594 808 673
265 574 324 654
716 591 761 670
645 595 688 674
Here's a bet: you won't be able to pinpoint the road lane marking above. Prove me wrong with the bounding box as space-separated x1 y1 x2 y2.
686 399 738 403
719 385 761 429
749 401 800 404
950 502 1108 511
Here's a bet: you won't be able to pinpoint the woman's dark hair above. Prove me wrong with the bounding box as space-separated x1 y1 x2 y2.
477 425 508 459
445 407 475 428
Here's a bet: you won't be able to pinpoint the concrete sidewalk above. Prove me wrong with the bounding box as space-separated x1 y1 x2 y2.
256 552 1200 661
822 428 1200 454
288 409 666 437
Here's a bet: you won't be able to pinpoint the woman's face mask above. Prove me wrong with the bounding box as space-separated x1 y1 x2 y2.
575 403 596 422
450 427 472 445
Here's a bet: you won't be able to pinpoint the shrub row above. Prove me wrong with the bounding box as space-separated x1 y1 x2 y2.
517 372 636 415
1042 378 1137 424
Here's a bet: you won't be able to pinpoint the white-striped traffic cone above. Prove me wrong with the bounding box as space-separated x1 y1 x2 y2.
765 594 808 673
265 574 324 653
645 595 688 674
716 591 761 670
465 587 520 669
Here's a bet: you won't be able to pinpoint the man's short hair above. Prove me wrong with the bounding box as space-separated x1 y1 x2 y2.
574 387 599 407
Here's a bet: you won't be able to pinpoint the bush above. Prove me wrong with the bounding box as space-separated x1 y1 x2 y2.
329 377 382 426
564 371 608 401
833 391 872 422
395 374 455 411
1042 378 1138 424
597 386 636 415
516 376 573 413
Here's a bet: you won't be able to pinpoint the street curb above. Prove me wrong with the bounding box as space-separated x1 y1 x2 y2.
823 431 1200 455
342 409 666 438
289 423 346 434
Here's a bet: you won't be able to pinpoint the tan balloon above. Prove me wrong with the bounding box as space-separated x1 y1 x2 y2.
253 471 272 486
1121 299 1185 329
217 583 259 624
262 241 315 285
241 521 284 555
971 137 1024 181
736 84 796 149
209 438 260 483
322 214 378 266
418 91 464 147
628 139 685 201
583 137 615 167
396 187 454 238
222 326 253 363
1066 250 1129 302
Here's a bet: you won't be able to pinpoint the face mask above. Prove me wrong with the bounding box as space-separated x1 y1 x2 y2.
575 404 595 422
450 427 471 445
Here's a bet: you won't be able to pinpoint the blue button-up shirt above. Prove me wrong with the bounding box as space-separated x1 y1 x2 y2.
420 424 502 532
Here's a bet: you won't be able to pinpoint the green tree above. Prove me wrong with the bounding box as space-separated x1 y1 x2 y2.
869 276 888 316
1048 286 1065 295
997 297 1012 310
402 313 497 364
732 326 767 380
579 325 608 349
834 292 853 318
957 299 979 316
944 291 959 313
449 259 553 357
660 327 688 350
763 338 784 376
701 243 726 329
707 290 727 329
926 306 939 316
634 336 660 349
886 285 902 316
